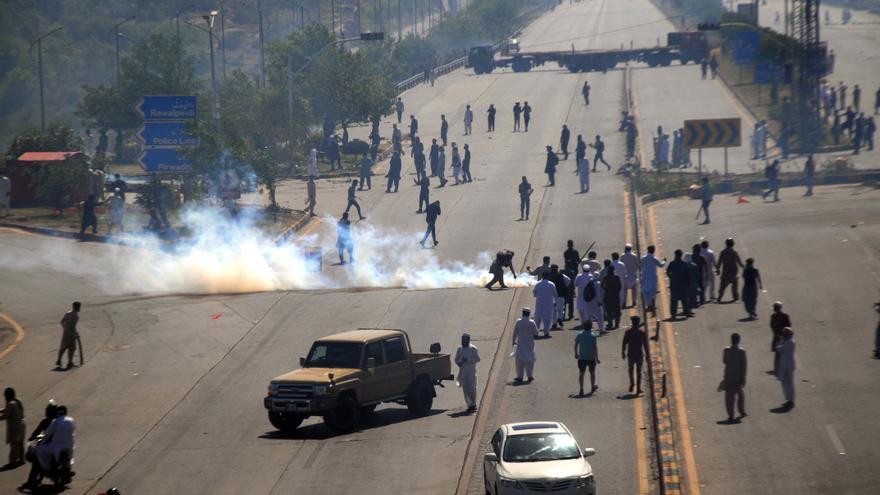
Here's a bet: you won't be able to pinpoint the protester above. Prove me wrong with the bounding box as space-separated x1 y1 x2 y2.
769 302 792 373
420 200 441 248
722 333 748 422
305 176 316 216
79 195 98 237
1 387 25 468
518 176 533 220
742 258 763 319
336 213 354 264
716 238 744 303
575 320 599 395
601 266 622 329
512 308 538 383
454 333 480 412
621 316 649 394
359 153 374 191
56 302 80 369
345 179 365 220
641 245 667 316
533 274 557 337
775 328 797 409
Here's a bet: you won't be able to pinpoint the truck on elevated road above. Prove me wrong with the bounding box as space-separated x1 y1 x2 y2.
468 31 708 74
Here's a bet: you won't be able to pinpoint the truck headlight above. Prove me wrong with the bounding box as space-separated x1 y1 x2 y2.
313 385 328 395
498 477 523 490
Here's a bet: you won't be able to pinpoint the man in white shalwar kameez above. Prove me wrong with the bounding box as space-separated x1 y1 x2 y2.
621 244 639 308
512 308 538 382
700 239 716 301
533 277 557 337
641 245 667 314
576 157 590 193
575 267 605 333
454 333 481 411
611 253 628 307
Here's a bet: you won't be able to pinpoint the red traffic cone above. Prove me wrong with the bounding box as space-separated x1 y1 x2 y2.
737 195 749 204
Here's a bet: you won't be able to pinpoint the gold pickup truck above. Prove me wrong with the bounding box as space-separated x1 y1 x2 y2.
264 329 453 432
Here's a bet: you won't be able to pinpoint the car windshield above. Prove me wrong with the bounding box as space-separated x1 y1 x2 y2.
503 433 581 463
304 342 362 369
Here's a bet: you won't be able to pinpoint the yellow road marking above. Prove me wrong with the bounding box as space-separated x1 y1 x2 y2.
298 218 322 237
623 189 651 495
648 205 701 495
0 312 25 359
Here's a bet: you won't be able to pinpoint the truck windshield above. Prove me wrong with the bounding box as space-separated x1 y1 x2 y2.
304 342 362 369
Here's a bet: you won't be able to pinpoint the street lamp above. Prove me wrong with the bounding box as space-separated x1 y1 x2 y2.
115 15 136 83
30 26 64 132
239 1 266 88
187 12 220 129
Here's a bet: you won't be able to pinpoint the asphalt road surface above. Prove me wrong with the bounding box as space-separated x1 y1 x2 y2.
651 183 880 494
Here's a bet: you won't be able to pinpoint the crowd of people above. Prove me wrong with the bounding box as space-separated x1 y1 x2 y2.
820 80 878 154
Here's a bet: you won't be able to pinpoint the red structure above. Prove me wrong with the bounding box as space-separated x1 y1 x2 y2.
7 151 85 205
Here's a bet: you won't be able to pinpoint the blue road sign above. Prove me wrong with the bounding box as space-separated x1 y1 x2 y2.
138 148 191 173
683 118 741 149
136 95 197 121
734 32 760 65
754 62 772 84
137 122 198 147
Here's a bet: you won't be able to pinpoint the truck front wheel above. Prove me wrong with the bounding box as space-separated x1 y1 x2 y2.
324 395 360 432
407 378 435 417
269 411 304 433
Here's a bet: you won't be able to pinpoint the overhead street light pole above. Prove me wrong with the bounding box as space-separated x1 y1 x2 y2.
115 16 136 83
30 26 64 132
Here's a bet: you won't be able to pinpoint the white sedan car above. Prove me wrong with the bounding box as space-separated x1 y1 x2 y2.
483 422 596 495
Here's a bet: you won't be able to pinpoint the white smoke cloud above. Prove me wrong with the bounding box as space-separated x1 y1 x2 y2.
3 205 535 295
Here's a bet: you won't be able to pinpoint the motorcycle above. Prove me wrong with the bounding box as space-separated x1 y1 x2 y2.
24 434 75 489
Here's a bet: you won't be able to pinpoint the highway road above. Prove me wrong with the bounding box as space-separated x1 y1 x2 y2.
650 184 880 494
2 1 877 494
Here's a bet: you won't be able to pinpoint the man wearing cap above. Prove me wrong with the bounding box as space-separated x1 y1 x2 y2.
621 244 639 308
454 333 481 412
512 308 539 382
575 265 605 334
532 274 557 337
622 316 650 394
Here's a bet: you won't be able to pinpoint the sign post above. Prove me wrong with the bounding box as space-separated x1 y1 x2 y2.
135 95 198 174
683 118 742 177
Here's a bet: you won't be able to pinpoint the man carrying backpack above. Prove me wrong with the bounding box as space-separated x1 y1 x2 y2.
576 265 605 334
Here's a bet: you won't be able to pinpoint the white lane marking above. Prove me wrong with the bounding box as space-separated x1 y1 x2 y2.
825 424 847 455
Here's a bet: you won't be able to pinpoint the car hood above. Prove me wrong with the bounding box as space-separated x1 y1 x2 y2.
499 457 592 480
272 367 361 384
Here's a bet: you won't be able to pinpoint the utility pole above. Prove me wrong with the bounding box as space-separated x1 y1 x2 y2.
258 0 266 87
220 1 227 79
115 16 136 83
301 5 306 29
31 26 63 132
398 0 402 40
413 0 417 35
332 0 336 35
357 0 362 34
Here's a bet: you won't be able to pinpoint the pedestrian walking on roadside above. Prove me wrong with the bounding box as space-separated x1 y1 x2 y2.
440 114 449 146
56 302 80 369
621 244 639 308
576 156 591 193
853 84 861 112
803 155 816 196
701 240 716 301
602 266 622 329
622 316 649 394
417 176 430 213
1 387 25 468
420 200 441 247
741 258 763 320
545 145 559 186
386 150 402 193
839 81 847 110
307 148 319 178
582 80 591 105
451 143 463 185
462 144 473 182
429 138 439 177
358 153 374 191
487 104 496 131
513 101 522 131
454 333 480 412
641 245 667 316
698 177 714 224
875 86 880 114
369 130 380 161
590 135 611 171
464 105 474 135
716 238 744 302
775 328 797 409
512 308 538 383
576 266 605 332
0 173 10 217
409 115 419 139
667 249 693 319
770 301 792 373
412 138 426 183
722 333 748 422
575 321 599 396
437 146 448 187
345 179 365 220
852 112 865 154
762 159 781 201
523 102 532 131
533 274 557 337
336 212 354 264
560 125 571 160
518 176 533 220
327 135 342 170
79 195 98 237
392 124 402 153
865 116 876 151
700 57 708 79
709 54 718 78
305 176 316 216
395 97 404 124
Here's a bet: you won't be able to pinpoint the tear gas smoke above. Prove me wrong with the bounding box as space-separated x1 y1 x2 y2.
2 205 535 295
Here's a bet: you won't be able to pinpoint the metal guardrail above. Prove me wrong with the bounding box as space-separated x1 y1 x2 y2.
395 55 468 92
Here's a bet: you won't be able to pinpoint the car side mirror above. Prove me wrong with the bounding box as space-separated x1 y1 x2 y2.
582 448 596 458
299 357 306 367
366 357 377 369
484 452 498 462
430 342 441 355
